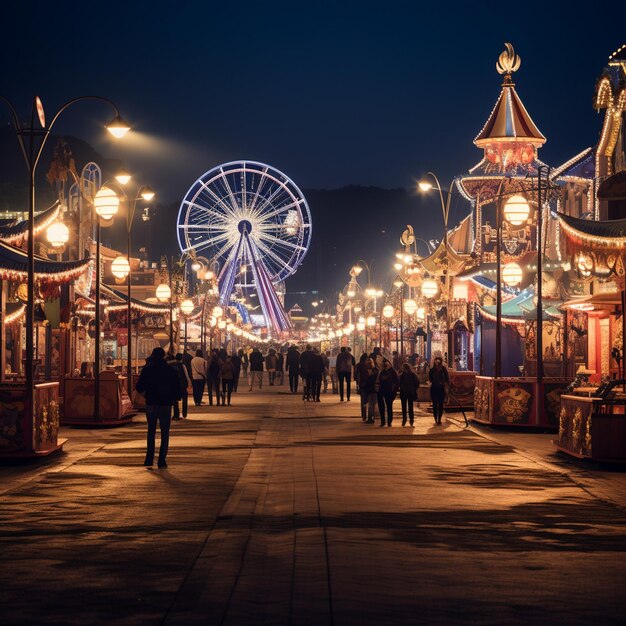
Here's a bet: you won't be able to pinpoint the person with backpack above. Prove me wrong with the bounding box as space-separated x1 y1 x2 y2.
399 363 420 426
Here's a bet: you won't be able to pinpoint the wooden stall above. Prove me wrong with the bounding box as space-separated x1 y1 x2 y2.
473 375 570 429
62 372 136 426
555 393 626 462
0 382 63 457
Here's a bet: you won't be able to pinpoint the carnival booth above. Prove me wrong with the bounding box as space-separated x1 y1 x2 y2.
555 212 626 461
0 237 90 457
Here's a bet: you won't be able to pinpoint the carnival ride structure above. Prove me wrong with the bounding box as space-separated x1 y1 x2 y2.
177 161 312 335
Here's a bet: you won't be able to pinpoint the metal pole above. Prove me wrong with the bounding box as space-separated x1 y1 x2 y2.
184 317 188 354
400 284 404 357
536 166 545 384
169 256 174 353
126 212 132 394
495 200 503 379
94 220 101 421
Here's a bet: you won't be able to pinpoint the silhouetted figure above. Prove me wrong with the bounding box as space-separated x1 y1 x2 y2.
429 356 449 425
136 347 182 469
399 363 419 426
286 345 301 393
377 359 399 427
190 349 207 406
336 347 354 402
249 348 265 390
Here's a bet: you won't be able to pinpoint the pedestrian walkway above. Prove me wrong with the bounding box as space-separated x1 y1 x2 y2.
2 386 626 625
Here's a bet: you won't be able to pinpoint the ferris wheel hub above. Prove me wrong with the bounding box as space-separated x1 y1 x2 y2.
238 219 253 234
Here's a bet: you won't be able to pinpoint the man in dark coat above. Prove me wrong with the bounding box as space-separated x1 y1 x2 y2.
286 345 301 393
307 348 326 402
299 344 314 399
136 347 183 469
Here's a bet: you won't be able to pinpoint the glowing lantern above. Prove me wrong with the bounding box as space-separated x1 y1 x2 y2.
94 186 120 221
502 262 523 286
155 283 171 302
382 304 394 319
366 316 376 327
218 319 227 329
503 194 530 226
421 279 439 299
106 114 131 138
416 307 426 320
212 306 223 318
357 321 366 331
115 171 131 185
180 298 194 315
141 187 155 201
111 255 130 279
46 221 69 247
404 299 418 315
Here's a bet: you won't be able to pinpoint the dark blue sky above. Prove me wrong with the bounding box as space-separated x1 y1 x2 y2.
1 0 624 204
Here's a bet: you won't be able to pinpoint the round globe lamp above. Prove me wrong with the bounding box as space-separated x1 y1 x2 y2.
212 306 223 318
421 279 439 299
180 298 194 315
382 304 394 319
94 186 120 221
155 283 171 302
366 316 376 327
503 195 530 226
416 307 426 321
502 262 523 287
111 255 131 279
46 221 69 247
404 299 418 315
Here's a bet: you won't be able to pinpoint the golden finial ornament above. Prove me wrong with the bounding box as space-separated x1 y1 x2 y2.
496 43 521 83
400 225 415 247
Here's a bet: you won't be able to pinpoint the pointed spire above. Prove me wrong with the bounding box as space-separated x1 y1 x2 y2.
474 43 546 148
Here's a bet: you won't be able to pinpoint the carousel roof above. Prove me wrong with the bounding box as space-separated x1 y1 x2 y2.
474 82 546 148
0 238 90 282
0 202 61 245
447 213 473 254
562 291 622 310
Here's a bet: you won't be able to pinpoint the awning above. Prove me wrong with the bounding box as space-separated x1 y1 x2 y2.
0 202 61 245
0 239 90 283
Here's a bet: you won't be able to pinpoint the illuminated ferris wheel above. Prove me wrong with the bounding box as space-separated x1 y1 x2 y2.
177 160 312 333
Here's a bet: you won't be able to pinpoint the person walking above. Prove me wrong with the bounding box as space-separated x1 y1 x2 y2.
322 350 330 393
336 347 354 402
190 349 207 406
135 347 182 469
241 348 249 381
399 363 420 426
392 350 404 373
286 344 301 393
360 358 379 423
232 350 242 392
377 359 399 427
169 353 191 420
276 351 284 385
429 356 449 424
220 355 236 405
249 348 264 390
266 348 278 385
208 353 222 405
299 344 314 400
308 348 325 402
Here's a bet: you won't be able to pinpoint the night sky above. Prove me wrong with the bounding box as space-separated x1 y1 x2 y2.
1 1 624 301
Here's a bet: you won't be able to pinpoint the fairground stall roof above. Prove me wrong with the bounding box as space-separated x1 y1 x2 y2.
0 239 90 283
0 202 60 246
418 239 469 277
478 289 561 325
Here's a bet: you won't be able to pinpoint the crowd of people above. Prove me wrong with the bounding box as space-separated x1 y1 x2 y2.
135 343 450 468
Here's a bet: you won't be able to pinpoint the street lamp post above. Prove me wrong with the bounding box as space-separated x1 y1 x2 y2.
116 180 155 391
0 94 128 422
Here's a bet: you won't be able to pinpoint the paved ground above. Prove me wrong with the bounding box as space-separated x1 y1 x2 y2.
2 383 626 625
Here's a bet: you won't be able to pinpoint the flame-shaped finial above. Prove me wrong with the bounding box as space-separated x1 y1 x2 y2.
496 43 521 82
